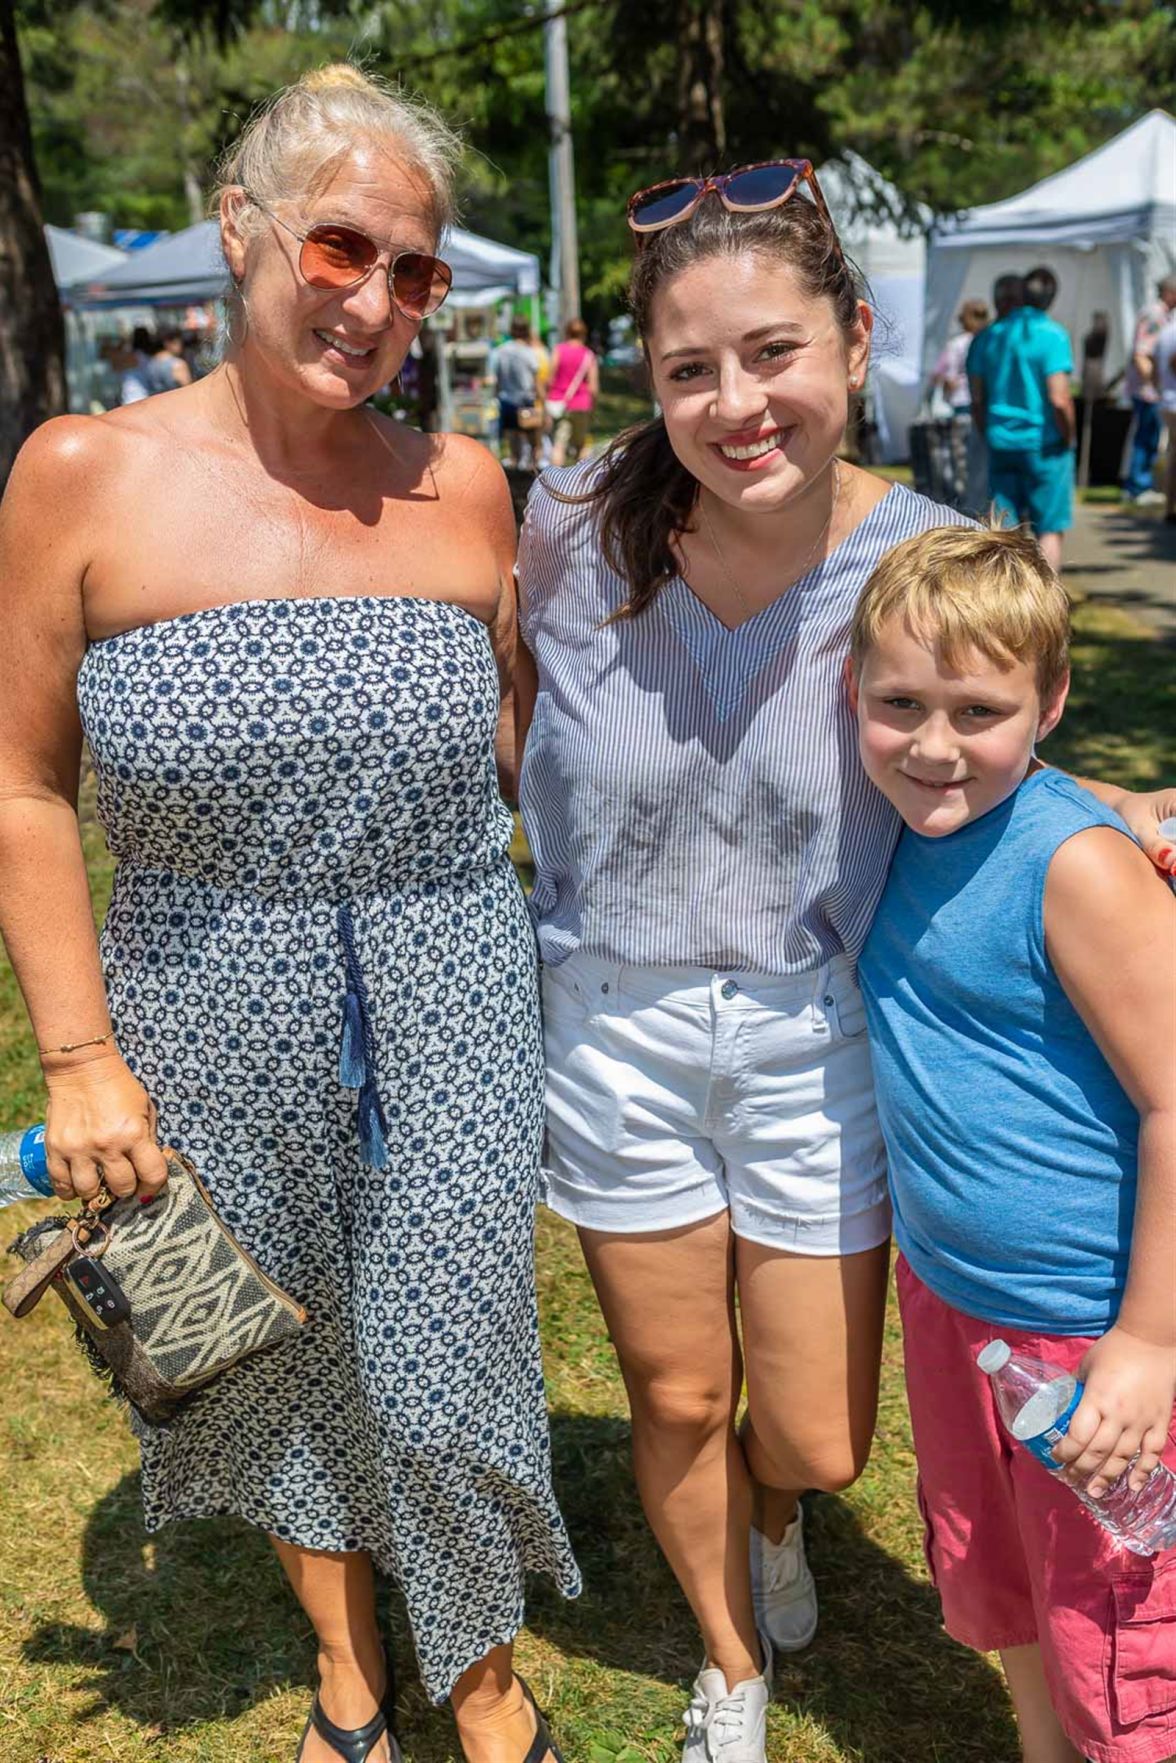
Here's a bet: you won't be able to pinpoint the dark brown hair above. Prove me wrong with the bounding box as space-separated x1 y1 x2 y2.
565 317 589 340
548 193 864 620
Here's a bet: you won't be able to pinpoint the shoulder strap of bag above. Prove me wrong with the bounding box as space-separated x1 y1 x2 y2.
561 349 592 403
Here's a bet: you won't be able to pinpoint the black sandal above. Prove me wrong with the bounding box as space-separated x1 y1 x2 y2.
516 1676 564 1763
295 1687 401 1763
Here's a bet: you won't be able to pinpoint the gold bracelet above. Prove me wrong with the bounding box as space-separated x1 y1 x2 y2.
39 1030 116 1057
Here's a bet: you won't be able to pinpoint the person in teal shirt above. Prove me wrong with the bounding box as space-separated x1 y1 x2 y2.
968 266 1076 571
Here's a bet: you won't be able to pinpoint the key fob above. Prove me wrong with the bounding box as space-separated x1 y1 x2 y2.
63 1256 132 1329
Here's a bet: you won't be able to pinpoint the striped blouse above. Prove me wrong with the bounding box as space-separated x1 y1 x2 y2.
517 465 971 975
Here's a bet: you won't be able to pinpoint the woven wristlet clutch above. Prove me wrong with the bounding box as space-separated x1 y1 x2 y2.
4 1150 306 1425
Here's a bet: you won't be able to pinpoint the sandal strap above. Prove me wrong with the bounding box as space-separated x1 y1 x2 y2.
309 1695 390 1762
516 1677 565 1763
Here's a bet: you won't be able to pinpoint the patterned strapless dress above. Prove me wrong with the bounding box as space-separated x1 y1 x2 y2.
76 594 580 1701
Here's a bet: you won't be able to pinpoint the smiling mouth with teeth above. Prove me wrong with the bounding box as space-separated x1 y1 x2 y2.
314 330 375 360
716 431 782 461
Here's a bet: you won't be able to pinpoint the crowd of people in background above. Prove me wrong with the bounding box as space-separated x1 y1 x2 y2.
927 267 1176 561
1126 273 1176 519
102 322 212 405
491 314 599 470
966 264 1076 571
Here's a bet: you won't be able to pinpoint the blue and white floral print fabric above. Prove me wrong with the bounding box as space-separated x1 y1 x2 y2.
77 594 580 1701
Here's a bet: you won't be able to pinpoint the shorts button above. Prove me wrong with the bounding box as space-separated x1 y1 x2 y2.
601 982 609 994
721 979 738 1000
824 994 835 1007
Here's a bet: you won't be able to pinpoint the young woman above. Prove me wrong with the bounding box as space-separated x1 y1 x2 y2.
546 318 599 466
516 163 1176 1762
0 65 577 1763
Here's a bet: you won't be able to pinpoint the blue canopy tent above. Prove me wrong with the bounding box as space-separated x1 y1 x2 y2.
46 225 130 411
46 224 128 301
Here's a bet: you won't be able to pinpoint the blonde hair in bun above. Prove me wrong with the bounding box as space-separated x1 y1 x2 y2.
215 62 462 239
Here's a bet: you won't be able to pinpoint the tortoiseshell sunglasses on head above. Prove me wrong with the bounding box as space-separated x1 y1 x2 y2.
626 159 841 250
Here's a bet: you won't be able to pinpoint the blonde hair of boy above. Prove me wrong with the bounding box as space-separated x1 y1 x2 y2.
851 524 1071 700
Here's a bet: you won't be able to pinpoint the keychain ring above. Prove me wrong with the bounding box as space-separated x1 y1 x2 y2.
70 1217 110 1257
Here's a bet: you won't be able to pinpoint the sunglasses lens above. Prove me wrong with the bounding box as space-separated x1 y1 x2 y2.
300 225 377 288
723 163 802 210
629 180 700 229
392 252 453 319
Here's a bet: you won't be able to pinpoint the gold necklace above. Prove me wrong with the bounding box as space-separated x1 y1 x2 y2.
698 458 843 618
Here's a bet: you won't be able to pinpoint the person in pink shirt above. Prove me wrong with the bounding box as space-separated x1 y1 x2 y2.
546 318 599 465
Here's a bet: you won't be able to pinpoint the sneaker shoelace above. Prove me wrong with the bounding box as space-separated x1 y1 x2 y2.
682 1687 710 1747
709 1682 758 1751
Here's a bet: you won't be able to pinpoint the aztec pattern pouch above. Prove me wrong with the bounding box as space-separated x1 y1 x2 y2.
5 1150 306 1425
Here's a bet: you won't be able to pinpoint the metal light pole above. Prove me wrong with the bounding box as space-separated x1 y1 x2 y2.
544 0 580 332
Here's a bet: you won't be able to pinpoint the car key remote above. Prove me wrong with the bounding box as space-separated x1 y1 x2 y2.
63 1256 132 1328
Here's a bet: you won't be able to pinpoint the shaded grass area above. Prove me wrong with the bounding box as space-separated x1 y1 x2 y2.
0 597 1171 1762
1048 595 1175 784
593 365 651 448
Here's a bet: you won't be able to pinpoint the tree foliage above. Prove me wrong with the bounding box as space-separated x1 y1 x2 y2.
15 0 1176 324
20 0 1176 324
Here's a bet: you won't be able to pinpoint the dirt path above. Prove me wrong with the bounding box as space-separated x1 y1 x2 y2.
1065 500 1176 642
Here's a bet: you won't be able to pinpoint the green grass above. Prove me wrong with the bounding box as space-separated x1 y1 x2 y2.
0 597 1172 1763
593 365 651 447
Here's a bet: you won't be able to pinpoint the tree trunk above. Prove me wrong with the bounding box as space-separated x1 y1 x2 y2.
0 0 67 487
676 0 726 170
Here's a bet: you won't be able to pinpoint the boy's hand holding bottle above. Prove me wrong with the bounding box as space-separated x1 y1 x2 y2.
1053 1324 1176 1497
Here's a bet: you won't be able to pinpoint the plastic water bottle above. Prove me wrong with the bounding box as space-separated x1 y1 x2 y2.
0 1125 52 1204
978 1340 1176 1556
1159 815 1176 890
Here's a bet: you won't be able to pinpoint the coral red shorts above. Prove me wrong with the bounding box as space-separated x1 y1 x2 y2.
896 1255 1176 1763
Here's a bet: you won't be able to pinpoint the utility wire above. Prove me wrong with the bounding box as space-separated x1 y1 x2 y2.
393 0 608 70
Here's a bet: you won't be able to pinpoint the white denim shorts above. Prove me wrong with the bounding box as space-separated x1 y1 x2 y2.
541 951 891 1257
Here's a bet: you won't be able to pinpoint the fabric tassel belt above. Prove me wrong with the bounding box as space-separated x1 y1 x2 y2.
336 902 390 1170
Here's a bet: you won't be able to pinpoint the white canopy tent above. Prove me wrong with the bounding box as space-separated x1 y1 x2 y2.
74 217 541 310
923 110 1176 387
818 153 929 462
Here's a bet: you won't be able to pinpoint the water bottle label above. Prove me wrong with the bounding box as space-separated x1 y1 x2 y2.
1018 1382 1083 1469
19 1126 50 1194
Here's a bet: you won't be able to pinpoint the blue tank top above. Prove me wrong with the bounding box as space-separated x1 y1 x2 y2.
858 769 1139 1334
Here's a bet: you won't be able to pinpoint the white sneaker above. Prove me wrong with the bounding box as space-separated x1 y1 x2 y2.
681 1640 772 1763
1129 488 1166 507
750 1507 818 1652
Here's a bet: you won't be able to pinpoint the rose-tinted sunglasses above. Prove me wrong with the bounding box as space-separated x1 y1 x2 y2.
245 192 453 321
627 158 840 248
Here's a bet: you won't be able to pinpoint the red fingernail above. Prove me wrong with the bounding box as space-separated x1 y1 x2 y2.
1156 845 1173 866
139 1193 158 1207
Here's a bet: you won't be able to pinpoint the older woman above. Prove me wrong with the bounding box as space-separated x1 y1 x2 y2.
0 65 577 1763
517 162 1176 1761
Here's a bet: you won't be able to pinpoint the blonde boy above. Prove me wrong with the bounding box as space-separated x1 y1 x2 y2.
847 526 1176 1763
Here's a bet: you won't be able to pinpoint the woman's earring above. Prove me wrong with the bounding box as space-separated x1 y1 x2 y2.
225 284 249 350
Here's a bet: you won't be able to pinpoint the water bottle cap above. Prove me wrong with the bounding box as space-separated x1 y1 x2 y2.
977 1339 1012 1375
